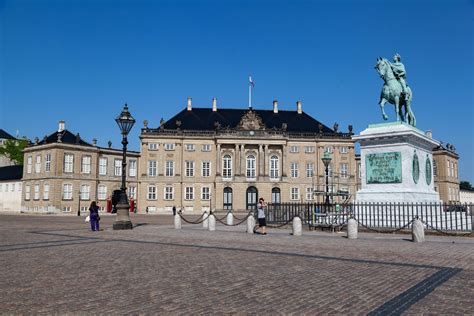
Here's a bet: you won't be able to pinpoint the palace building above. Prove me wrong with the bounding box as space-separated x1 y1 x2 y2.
21 121 139 213
138 98 358 213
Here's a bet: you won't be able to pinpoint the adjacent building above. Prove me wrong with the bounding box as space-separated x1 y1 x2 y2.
432 143 460 202
0 165 23 212
21 121 140 213
0 129 18 167
138 99 357 213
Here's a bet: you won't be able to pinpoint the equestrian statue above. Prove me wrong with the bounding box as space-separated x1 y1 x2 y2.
375 53 416 127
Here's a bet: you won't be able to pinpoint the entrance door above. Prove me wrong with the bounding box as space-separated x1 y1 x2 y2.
246 186 258 210
223 187 233 210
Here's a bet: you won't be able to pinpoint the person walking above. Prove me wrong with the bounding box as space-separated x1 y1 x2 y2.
89 201 100 231
254 198 267 235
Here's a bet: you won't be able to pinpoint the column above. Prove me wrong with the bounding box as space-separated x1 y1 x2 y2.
216 144 221 176
282 144 287 177
235 144 240 176
264 144 268 177
240 144 245 175
258 145 264 177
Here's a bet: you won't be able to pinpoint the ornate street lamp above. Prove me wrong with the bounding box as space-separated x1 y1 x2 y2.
113 103 136 230
321 152 332 205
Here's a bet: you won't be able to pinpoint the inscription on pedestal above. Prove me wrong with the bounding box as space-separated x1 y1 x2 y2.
366 152 402 184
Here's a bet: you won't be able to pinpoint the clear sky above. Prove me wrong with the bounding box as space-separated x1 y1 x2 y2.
1 0 473 181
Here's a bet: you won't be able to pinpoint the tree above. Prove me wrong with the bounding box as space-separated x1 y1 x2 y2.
460 181 472 190
0 139 29 165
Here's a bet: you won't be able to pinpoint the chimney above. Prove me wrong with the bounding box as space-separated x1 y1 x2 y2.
92 138 97 146
296 101 302 114
425 130 433 138
273 100 278 113
187 97 192 111
58 120 65 132
212 97 217 112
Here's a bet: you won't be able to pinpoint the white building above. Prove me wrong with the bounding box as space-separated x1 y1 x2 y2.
460 188 474 204
0 165 23 212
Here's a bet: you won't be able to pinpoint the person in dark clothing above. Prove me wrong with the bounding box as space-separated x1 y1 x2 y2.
89 201 100 231
111 189 121 214
172 206 177 216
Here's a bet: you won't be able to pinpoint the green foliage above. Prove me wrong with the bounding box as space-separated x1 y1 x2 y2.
0 139 29 165
460 181 472 190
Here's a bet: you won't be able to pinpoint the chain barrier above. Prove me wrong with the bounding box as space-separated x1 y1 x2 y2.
214 211 253 226
265 211 305 229
419 219 473 237
352 217 415 234
212 211 232 222
178 211 208 224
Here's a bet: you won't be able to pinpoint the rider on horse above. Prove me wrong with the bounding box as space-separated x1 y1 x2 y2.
389 53 409 101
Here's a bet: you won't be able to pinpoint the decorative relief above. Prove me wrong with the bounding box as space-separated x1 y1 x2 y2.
412 150 420 184
237 110 265 130
425 154 432 185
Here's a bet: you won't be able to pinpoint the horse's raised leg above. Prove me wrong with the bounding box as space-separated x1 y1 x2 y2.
405 102 417 127
379 98 388 120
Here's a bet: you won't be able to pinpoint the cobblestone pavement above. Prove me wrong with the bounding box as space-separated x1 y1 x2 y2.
1 214 473 314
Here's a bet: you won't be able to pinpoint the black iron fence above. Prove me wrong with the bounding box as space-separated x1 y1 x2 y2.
265 202 474 233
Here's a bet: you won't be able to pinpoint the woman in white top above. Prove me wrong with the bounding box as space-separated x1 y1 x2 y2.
255 198 267 235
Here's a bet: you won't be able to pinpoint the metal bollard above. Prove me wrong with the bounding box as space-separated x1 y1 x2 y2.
226 212 233 225
174 214 182 230
247 214 255 234
412 219 425 243
292 216 302 236
347 218 358 239
202 212 209 229
208 214 216 231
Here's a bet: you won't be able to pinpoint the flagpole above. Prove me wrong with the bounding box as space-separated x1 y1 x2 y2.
249 84 252 109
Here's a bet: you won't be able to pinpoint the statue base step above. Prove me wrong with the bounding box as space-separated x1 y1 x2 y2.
113 220 133 230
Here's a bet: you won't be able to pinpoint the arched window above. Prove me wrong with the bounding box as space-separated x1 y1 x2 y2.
246 186 258 210
223 187 233 210
270 155 279 179
223 155 232 179
246 155 256 179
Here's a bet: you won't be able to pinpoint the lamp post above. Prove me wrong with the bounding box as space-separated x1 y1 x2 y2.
321 152 332 205
113 103 136 230
77 191 82 216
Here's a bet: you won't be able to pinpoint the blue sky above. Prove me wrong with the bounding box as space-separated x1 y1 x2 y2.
1 0 473 181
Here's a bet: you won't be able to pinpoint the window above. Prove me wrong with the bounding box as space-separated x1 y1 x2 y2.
165 160 174 177
164 186 174 200
148 160 157 176
43 184 49 200
0 184 2 192
223 187 233 210
271 187 281 204
98 185 107 200
5 184 8 192
291 187 300 200
27 156 32 173
35 155 41 173
304 146 315 153
358 162 361 179
340 163 348 178
81 156 91 174
62 184 73 200
185 144 195 151
306 187 313 200
62 206 71 213
99 157 107 175
306 163 314 178
201 186 211 200
34 184 40 200
270 155 279 179
114 159 122 176
328 164 333 177
289 145 299 153
185 161 194 177
340 146 349 154
433 160 437 177
129 160 137 177
81 184 90 200
164 143 175 151
324 146 333 153
202 144 211 152
185 187 194 200
11 183 15 192
25 185 30 200
223 155 232 179
291 162 299 178
202 161 211 177
246 155 256 179
148 143 158 151
128 186 136 199
147 186 156 200
64 154 74 173
45 153 51 172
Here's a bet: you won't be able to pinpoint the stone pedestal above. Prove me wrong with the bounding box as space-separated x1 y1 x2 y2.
353 122 440 203
347 218 358 239
292 217 302 236
113 202 133 230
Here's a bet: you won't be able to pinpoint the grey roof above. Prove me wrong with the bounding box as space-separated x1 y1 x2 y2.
162 108 336 134
36 130 92 147
0 129 15 140
0 165 23 181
